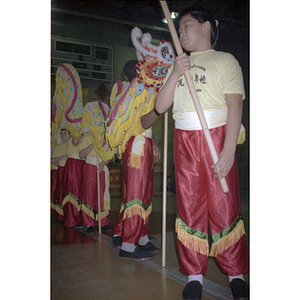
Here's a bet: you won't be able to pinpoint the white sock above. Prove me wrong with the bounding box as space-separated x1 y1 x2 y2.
138 235 150 246
121 242 136 253
228 274 245 283
188 274 203 285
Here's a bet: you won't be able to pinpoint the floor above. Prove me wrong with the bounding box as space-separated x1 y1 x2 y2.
51 190 249 300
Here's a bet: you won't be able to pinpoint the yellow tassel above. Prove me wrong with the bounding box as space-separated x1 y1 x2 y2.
82 205 96 220
123 203 151 224
95 210 109 221
123 204 144 221
209 219 246 257
145 203 152 220
175 219 209 256
104 199 110 210
237 129 246 145
55 205 64 216
62 194 81 212
119 204 125 214
127 152 142 169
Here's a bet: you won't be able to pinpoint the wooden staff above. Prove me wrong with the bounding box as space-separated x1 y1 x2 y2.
96 153 102 235
162 111 168 267
159 0 229 193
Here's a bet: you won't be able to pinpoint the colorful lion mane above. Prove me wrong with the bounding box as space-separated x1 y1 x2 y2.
51 63 83 150
131 26 176 92
105 27 175 158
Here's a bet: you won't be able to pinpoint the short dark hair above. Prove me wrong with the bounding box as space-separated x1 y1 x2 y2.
124 60 138 82
178 6 217 46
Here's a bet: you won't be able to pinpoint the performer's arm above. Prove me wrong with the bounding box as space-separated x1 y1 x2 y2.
51 154 67 164
155 53 190 114
213 94 243 180
141 108 160 129
98 159 112 172
79 143 94 159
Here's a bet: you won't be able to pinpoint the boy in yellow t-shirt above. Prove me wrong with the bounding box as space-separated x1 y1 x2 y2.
153 6 249 300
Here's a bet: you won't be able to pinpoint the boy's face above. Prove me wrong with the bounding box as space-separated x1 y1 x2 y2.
179 14 208 52
60 130 67 141
72 137 80 145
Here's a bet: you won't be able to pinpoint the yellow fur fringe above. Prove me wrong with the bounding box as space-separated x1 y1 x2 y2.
105 82 156 158
104 199 110 210
175 219 209 256
123 203 152 224
81 205 96 220
209 219 246 257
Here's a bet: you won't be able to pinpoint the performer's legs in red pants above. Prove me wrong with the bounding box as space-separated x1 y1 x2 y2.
112 178 126 236
174 126 249 276
113 179 150 237
56 166 65 221
62 158 84 228
51 169 58 216
81 163 108 227
119 136 153 244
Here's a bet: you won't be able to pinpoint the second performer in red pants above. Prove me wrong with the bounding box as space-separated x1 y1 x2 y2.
79 133 111 233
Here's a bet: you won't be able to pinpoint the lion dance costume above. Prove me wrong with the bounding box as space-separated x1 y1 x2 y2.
106 27 175 246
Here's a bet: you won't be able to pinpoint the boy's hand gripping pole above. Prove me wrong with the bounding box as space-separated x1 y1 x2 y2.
159 0 229 193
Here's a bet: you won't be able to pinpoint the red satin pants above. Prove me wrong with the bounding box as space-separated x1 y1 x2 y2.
56 166 65 220
174 126 249 276
81 163 108 227
113 136 153 243
51 169 58 216
62 158 84 227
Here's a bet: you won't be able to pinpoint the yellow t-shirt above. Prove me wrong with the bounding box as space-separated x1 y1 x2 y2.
52 143 68 166
79 133 106 165
163 50 245 130
66 137 83 159
80 134 97 158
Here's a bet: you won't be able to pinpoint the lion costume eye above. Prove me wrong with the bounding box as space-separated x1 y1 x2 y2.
161 46 172 61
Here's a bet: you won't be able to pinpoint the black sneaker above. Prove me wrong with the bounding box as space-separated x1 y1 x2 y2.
86 226 95 233
112 235 122 247
229 279 249 300
149 235 156 242
182 281 203 300
73 223 83 228
137 242 160 253
119 247 154 260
